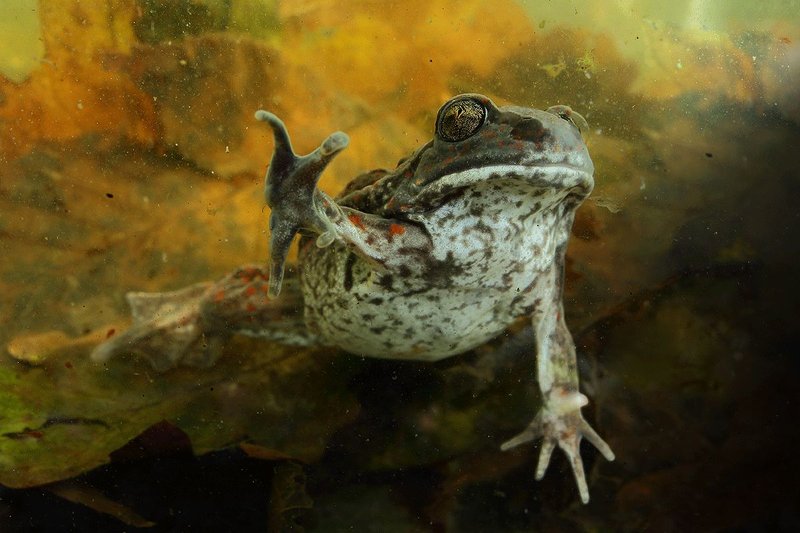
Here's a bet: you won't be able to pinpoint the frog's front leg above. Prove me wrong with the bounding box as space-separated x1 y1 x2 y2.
501 270 615 504
256 111 432 295
255 110 350 298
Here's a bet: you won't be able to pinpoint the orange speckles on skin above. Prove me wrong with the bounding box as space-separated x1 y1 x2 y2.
214 290 226 302
245 286 257 296
106 328 116 339
348 213 366 230
246 303 257 313
389 223 405 237
237 268 258 283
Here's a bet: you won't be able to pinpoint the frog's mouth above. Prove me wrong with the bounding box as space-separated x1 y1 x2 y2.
402 163 594 213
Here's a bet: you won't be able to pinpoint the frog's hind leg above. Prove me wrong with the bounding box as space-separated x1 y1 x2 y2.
91 265 316 371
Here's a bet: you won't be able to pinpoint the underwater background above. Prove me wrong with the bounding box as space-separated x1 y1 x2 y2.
1 0 799 530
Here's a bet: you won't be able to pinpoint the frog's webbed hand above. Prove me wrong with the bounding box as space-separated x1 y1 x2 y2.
255 110 349 298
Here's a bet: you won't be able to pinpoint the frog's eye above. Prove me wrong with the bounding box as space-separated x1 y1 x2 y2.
437 98 486 142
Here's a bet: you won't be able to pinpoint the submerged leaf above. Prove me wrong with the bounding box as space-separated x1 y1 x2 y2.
0 333 358 488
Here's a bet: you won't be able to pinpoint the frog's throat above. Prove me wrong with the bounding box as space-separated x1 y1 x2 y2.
255 110 349 298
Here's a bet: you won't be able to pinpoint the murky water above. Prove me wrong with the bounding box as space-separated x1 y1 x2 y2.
1 1 799 530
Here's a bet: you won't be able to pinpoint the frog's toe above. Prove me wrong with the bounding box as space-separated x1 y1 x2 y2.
500 411 543 451
556 430 590 504
316 230 336 248
535 438 555 480
320 131 349 156
266 219 299 299
579 416 615 462
557 418 615 504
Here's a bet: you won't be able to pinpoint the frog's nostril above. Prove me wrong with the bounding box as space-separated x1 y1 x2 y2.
510 118 548 144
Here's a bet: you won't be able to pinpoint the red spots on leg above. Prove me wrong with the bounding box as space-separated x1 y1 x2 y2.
245 285 257 296
246 303 257 313
388 223 405 238
348 213 366 230
106 328 116 339
214 290 226 302
235 266 268 283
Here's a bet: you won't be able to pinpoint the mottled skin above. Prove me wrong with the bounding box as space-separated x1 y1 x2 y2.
92 94 614 503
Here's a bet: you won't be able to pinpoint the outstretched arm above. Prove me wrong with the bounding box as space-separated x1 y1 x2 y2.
255 111 431 297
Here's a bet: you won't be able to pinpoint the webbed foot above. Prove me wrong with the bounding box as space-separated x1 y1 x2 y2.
255 111 349 298
500 388 614 504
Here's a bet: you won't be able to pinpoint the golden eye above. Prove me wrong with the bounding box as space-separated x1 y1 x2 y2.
436 98 486 142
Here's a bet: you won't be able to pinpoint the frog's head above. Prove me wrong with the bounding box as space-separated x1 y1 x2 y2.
384 94 594 214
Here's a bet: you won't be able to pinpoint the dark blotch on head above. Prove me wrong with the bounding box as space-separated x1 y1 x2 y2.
510 117 548 145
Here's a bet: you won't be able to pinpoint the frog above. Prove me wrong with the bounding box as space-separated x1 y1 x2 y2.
91 94 614 503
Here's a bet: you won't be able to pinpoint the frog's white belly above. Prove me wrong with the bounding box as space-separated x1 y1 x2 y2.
301 179 574 361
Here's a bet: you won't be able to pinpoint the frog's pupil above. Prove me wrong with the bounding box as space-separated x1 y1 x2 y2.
438 99 485 142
